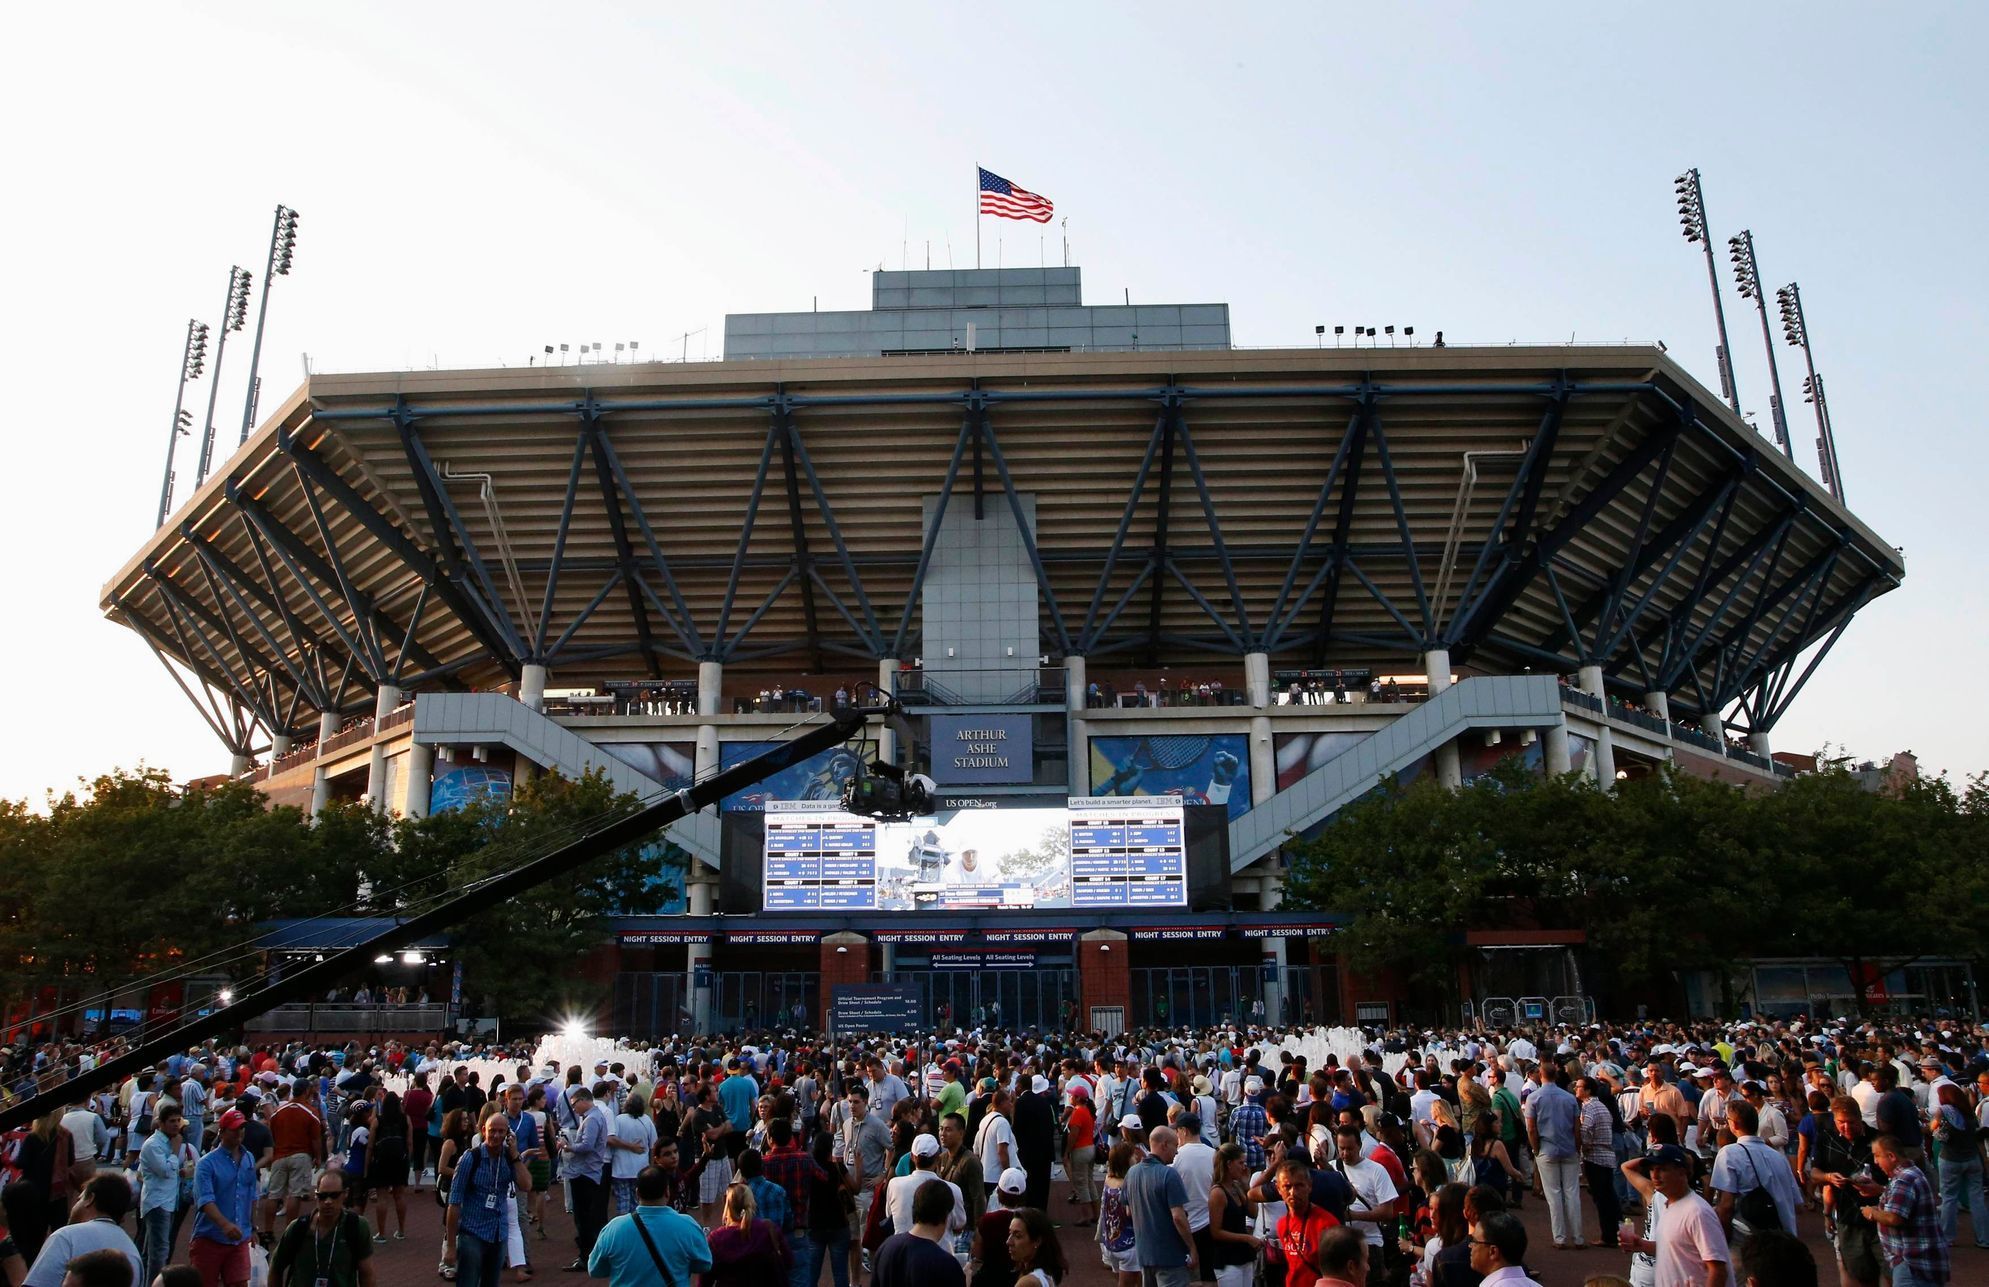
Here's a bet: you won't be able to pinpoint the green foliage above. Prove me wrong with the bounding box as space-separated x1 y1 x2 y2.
1282 759 1989 1014
0 765 680 1031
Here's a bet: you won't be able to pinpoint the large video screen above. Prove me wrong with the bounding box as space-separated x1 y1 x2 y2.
761 796 1188 912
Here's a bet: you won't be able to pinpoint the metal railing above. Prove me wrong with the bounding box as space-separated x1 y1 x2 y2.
1560 688 1602 714
895 666 1065 706
1673 725 1725 754
243 1002 448 1034
1613 706 1671 736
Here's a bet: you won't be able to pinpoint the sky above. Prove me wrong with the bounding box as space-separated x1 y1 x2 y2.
1 2 1983 802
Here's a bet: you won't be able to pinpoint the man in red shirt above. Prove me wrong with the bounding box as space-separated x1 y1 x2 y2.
1276 1158 1343 1287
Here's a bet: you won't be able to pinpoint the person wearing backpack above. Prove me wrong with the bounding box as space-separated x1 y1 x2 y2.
268 1166 376 1287
1710 1100 1800 1246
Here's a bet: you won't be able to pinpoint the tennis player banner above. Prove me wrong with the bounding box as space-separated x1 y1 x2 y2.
1086 732 1253 820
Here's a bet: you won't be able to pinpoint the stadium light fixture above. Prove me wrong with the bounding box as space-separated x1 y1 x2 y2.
1314 324 1325 348
1673 168 1741 415
238 204 301 446
194 266 254 486
1726 231 1793 458
1777 281 1844 501
157 318 211 527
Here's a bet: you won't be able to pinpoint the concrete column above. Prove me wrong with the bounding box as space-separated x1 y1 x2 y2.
1644 690 1670 722
515 757 537 787
1065 655 1088 796
271 734 293 758
404 741 434 819
818 933 871 1033
1425 650 1462 788
1703 711 1726 747
519 663 548 712
1544 719 1573 775
309 710 339 818
876 658 900 765
879 944 897 978
687 878 715 1034
1748 729 1772 757
1578 665 1616 788
365 684 401 812
1249 715 1276 807
228 752 252 778
694 724 720 786
1244 651 1272 707
697 660 723 718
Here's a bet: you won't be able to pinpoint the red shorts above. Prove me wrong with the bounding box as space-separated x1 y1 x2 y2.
189 1236 252 1287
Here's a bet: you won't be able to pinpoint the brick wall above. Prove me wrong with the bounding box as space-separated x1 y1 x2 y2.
818 935 871 1031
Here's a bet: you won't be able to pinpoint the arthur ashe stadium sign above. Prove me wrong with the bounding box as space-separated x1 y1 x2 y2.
928 713 1032 785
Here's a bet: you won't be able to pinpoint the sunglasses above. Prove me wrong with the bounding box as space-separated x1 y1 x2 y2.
315 1191 345 1200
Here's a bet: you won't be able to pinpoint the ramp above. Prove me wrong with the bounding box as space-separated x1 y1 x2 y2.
1229 675 1565 869
412 693 722 869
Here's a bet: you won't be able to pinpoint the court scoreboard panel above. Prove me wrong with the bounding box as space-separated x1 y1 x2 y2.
760 796 1189 912
1067 795 1188 907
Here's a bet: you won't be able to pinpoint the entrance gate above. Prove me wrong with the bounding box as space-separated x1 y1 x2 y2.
713 971 819 1031
886 969 1077 1031
1130 965 1268 1029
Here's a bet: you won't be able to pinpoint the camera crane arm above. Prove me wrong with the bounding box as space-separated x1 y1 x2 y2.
0 701 904 1132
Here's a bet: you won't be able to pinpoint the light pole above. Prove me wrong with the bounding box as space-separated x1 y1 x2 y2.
156 319 210 527
1726 231 1792 458
1674 169 1742 415
237 204 300 446
1776 282 1845 502
195 266 254 484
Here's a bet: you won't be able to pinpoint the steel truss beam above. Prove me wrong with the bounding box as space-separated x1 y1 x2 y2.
181 531 333 713
1745 576 1876 730
1448 391 1678 655
392 400 528 661
117 600 254 754
1311 388 1377 667
275 433 517 681
969 391 1072 657
585 402 705 658
142 577 278 740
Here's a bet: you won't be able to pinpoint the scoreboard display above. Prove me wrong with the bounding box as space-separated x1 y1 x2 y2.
761 796 1190 912
1067 796 1189 907
763 802 880 910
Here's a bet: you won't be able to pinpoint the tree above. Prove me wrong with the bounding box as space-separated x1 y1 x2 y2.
392 768 680 1026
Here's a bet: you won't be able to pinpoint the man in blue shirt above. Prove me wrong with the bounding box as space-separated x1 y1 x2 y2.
717 1059 759 1154
191 1109 258 1287
588 1166 712 1286
1524 1067 1584 1250
449 1113 530 1287
560 1085 613 1272
1126 1126 1196 1286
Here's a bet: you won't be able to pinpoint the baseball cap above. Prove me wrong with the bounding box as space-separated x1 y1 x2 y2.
1645 1144 1691 1168
1031 1075 1050 1095
218 1109 247 1131
1244 1076 1264 1093
1067 1083 1090 1099
978 1077 998 1092
997 1167 1027 1194
910 1133 941 1158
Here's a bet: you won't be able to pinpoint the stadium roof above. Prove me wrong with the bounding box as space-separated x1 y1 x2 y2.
106 344 1901 744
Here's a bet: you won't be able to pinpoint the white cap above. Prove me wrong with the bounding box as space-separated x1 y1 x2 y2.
911 1133 941 1158
1031 1074 1050 1095
998 1167 1028 1193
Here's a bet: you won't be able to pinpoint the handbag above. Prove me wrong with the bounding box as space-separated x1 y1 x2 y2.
631 1210 678 1287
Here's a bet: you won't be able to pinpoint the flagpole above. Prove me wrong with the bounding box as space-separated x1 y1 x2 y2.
975 164 981 269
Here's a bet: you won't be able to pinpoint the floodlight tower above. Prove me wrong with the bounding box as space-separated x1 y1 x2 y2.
1777 282 1844 502
237 204 300 445
1674 169 1742 415
156 319 210 527
194 266 254 484
1726 231 1792 458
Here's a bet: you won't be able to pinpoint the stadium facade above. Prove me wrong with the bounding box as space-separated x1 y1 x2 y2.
105 267 1907 1033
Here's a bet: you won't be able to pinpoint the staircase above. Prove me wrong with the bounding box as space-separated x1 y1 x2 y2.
411 693 722 868
1228 675 1565 869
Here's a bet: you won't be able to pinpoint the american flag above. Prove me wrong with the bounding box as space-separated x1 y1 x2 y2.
979 167 1055 223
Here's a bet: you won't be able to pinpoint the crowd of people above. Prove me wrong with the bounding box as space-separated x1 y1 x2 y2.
1 1014 1985 1287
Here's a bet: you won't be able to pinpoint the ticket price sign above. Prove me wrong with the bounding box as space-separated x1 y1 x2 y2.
1067 795 1188 908
763 800 879 910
